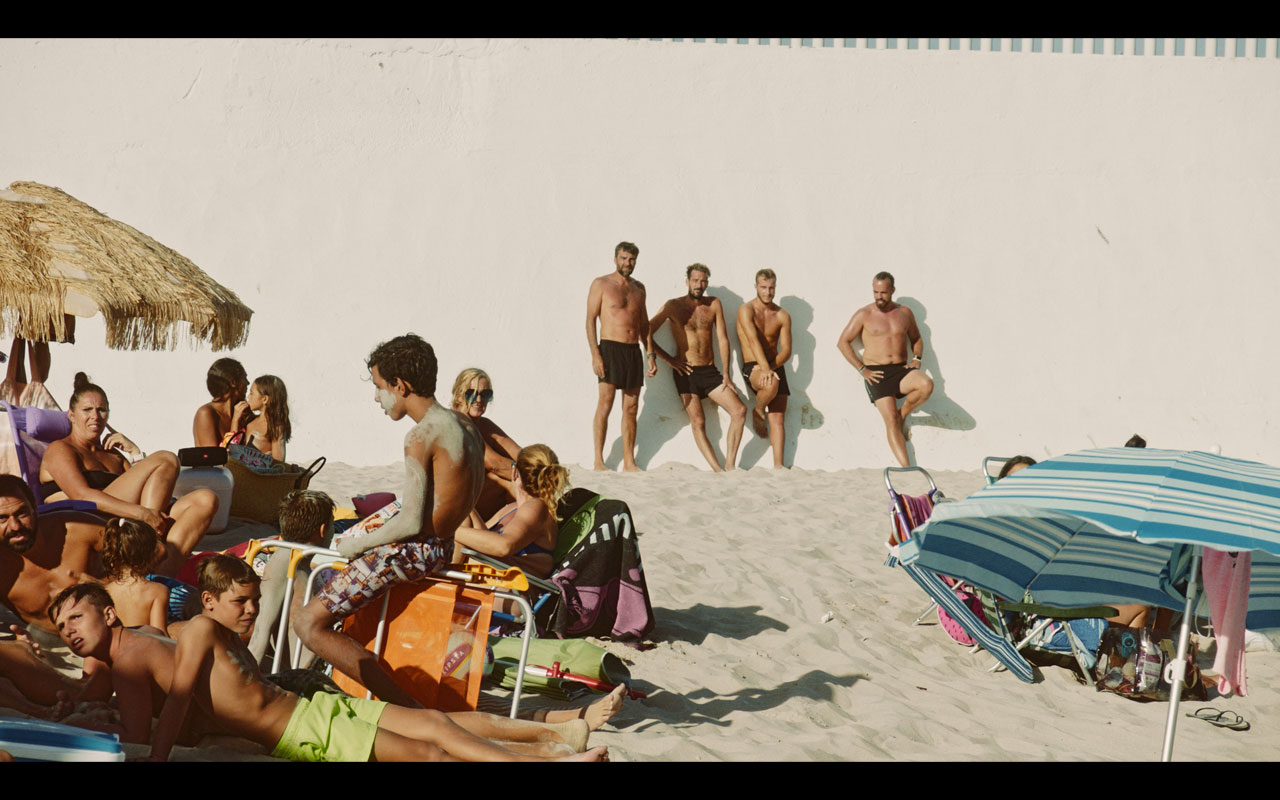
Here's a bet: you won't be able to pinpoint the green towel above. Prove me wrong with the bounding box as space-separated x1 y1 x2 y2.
487 636 630 700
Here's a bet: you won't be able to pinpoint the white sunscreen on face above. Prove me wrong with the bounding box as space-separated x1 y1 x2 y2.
376 388 397 413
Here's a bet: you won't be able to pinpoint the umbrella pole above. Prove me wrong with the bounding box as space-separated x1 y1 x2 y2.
1160 546 1202 762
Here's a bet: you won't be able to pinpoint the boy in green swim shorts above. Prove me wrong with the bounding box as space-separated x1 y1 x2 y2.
133 555 608 762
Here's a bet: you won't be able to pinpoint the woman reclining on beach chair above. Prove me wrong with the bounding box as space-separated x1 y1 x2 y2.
38 373 218 575
453 444 567 581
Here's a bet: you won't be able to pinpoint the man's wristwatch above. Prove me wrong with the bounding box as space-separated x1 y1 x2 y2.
911 355 922 362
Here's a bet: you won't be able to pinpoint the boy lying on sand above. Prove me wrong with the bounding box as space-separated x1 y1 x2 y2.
51 557 608 762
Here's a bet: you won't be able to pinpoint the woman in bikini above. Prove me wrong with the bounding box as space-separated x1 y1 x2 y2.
39 373 218 575
450 368 522 518
193 357 249 447
453 444 569 579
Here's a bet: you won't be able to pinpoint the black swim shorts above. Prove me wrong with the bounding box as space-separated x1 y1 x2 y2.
742 362 790 397
673 364 725 399
598 340 644 390
864 363 913 404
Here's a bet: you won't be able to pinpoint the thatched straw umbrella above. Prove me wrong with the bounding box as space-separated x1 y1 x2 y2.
0 181 252 351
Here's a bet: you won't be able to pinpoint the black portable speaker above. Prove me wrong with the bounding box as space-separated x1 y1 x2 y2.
178 446 227 468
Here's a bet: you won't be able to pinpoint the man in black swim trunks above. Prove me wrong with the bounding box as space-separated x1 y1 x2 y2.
837 271 933 467
586 242 657 472
649 264 748 471
736 269 794 468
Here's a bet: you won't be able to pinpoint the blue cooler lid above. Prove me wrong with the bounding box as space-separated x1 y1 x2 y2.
0 719 124 761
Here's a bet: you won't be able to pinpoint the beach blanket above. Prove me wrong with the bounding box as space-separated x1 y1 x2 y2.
538 490 655 642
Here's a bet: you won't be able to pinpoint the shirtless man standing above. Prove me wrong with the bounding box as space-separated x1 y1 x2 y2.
586 242 657 472
837 272 934 467
736 269 793 469
649 264 748 471
292 334 486 708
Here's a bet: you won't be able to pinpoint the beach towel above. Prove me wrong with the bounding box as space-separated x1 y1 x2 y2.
538 491 655 642
1203 548 1251 696
894 491 990 645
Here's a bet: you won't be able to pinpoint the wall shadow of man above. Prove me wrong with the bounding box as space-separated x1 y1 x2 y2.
893 297 975 458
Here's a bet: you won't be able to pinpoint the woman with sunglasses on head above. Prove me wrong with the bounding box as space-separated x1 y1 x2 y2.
450 368 523 518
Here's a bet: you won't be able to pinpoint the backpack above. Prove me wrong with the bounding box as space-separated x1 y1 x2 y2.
537 489 656 642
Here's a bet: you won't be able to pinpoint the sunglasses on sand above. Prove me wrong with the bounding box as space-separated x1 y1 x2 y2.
465 389 494 404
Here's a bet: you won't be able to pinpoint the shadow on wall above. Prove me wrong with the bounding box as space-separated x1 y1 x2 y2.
894 297 975 462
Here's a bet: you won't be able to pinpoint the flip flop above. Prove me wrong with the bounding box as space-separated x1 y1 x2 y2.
1186 708 1251 731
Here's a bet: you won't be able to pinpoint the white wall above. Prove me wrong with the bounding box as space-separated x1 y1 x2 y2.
3 38 1278 470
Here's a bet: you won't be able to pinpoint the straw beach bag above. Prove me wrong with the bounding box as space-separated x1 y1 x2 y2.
225 455 326 524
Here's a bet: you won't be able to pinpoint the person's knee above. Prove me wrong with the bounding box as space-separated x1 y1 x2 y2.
730 403 747 423
621 394 639 414
147 450 180 473
185 489 218 520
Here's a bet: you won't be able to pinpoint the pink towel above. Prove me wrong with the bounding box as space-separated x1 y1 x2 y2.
1201 548 1251 696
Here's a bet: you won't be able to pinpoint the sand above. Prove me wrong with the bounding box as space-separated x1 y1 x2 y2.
5 461 1277 761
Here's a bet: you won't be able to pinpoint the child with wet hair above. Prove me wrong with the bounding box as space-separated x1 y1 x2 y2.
101 517 173 633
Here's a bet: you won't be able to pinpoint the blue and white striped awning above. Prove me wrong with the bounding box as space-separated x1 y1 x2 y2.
900 448 1280 618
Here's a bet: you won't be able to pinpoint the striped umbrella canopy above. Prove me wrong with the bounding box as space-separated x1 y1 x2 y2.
900 447 1280 627
900 446 1280 761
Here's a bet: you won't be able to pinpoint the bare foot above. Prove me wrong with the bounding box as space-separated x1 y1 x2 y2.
584 684 627 731
622 463 643 473
751 409 768 438
593 461 608 471
559 746 608 762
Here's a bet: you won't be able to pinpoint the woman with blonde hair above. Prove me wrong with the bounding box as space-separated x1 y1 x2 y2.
453 444 570 579
450 367 523 518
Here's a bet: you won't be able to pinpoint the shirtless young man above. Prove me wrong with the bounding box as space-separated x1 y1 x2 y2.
586 241 657 472
736 269 793 469
649 264 748 471
837 272 934 467
291 334 487 708
50 567 607 762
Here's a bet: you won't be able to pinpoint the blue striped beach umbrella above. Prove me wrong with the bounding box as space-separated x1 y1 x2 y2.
899 446 1280 760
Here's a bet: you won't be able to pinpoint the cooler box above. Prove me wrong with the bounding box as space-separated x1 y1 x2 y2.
173 465 234 533
0 719 125 762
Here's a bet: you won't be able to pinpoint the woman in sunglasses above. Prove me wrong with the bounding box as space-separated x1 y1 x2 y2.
450 367 523 518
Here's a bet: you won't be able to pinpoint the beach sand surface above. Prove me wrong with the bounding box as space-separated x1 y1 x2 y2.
4 462 1276 761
